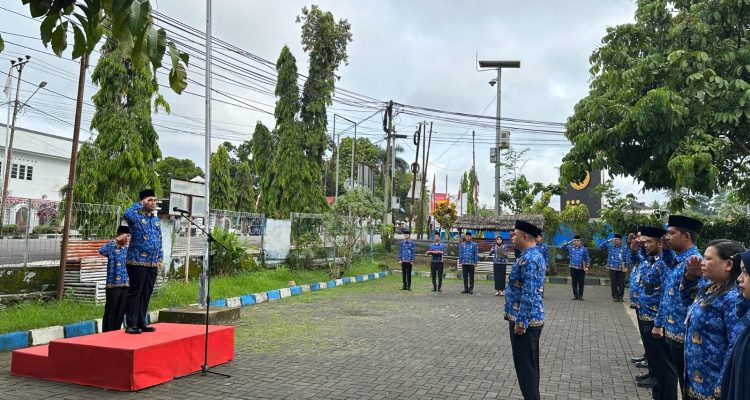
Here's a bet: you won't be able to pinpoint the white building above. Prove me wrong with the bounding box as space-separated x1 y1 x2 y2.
0 124 71 228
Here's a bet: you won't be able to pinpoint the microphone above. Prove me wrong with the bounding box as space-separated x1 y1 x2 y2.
173 206 191 215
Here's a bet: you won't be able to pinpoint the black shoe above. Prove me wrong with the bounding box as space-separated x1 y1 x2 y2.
401 287 407 290
468 290 474 294
635 372 651 381
438 288 442 292
140 325 156 333
462 289 468 294
636 377 656 388
407 288 411 291
635 360 649 369
579 297 584 301
125 327 142 335
432 288 437 292
630 356 646 363
573 297 579 301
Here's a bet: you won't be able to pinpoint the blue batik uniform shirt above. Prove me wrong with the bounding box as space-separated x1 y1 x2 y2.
398 240 416 263
504 245 546 329
536 242 550 266
99 240 129 288
656 245 703 342
637 252 669 322
123 202 163 268
428 242 446 262
599 241 625 270
560 243 590 269
458 240 479 265
681 279 748 400
489 243 510 263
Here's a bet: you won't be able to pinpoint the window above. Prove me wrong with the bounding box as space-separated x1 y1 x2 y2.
26 166 33 181
18 165 25 180
10 164 17 179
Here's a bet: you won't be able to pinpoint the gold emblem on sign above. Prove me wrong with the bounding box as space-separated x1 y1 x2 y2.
570 171 591 191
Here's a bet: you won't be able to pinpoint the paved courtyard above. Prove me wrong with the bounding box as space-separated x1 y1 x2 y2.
0 276 652 399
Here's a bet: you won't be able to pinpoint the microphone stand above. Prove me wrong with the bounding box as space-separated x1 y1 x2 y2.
175 211 231 379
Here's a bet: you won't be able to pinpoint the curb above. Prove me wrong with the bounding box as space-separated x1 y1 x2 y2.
400 270 613 286
0 270 393 352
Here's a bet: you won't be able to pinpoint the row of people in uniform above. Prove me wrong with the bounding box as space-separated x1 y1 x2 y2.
397 229 550 296
624 215 750 400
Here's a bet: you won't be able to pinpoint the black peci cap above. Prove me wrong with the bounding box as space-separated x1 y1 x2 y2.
403 229 411 235
139 189 156 200
641 226 667 239
515 220 542 237
116 225 129 235
668 215 703 233
573 235 581 240
614 234 622 239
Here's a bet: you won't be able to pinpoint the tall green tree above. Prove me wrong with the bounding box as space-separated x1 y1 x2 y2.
210 144 235 210
251 122 274 214
234 160 256 212
561 0 750 207
267 45 312 218
154 157 204 195
73 39 162 208
297 5 353 212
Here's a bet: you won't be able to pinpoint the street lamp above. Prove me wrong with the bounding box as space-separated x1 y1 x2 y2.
477 59 520 216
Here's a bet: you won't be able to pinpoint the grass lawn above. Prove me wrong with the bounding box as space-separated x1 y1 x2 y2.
0 259 389 335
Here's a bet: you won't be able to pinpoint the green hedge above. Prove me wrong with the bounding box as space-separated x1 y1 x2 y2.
699 216 750 248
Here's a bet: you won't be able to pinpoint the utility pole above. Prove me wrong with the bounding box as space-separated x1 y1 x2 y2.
382 101 393 225
0 56 29 231
408 123 421 232
417 122 432 239
472 130 476 215
57 53 88 300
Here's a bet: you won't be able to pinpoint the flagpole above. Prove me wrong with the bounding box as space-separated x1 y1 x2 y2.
1 67 13 221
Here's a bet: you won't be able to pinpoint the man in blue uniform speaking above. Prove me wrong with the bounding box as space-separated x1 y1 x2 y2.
123 189 163 334
505 220 546 400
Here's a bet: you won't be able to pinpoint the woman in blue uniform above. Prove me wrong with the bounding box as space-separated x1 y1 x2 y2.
720 249 750 400
489 235 510 296
682 240 748 400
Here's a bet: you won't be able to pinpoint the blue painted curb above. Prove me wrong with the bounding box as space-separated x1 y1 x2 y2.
326 280 336 288
64 320 95 338
342 277 351 284
355 275 364 282
240 294 256 305
310 283 321 291
368 273 375 280
209 298 227 307
0 331 29 352
290 286 302 295
378 271 385 278
267 289 281 300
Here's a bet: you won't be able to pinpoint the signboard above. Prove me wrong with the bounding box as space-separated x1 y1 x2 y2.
169 178 206 217
559 169 602 218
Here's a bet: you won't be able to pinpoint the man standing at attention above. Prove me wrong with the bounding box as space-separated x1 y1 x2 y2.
123 189 162 334
600 234 627 302
505 220 546 400
398 230 416 291
425 232 446 292
561 235 590 300
458 231 479 294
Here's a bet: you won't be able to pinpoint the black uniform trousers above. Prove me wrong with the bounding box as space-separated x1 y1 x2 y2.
639 319 678 400
570 268 586 298
102 287 128 332
509 321 543 400
430 261 444 290
401 262 413 289
609 269 625 300
493 263 507 291
665 338 685 397
125 265 158 328
462 264 475 291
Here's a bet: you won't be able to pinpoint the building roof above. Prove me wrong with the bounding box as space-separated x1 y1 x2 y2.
453 214 545 231
0 124 72 160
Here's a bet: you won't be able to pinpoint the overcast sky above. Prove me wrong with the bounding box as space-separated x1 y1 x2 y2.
0 0 664 209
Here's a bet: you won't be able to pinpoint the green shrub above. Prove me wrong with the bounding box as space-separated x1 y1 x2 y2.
210 228 257 276
1 224 18 235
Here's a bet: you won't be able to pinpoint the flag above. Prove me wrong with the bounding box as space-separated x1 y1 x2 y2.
3 68 11 98
430 174 436 214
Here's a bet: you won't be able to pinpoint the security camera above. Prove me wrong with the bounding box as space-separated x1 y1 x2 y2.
489 78 497 87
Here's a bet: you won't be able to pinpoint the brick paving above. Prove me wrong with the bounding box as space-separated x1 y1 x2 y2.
0 276 652 399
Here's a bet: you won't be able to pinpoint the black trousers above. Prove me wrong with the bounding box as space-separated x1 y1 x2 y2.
430 261 444 290
609 269 625 299
462 264 475 291
639 319 678 400
493 263 507 291
636 316 655 377
666 338 685 397
570 268 586 298
509 321 542 400
401 262 413 289
102 287 128 332
125 266 158 328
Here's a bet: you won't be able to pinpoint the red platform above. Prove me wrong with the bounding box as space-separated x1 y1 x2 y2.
11 323 234 391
